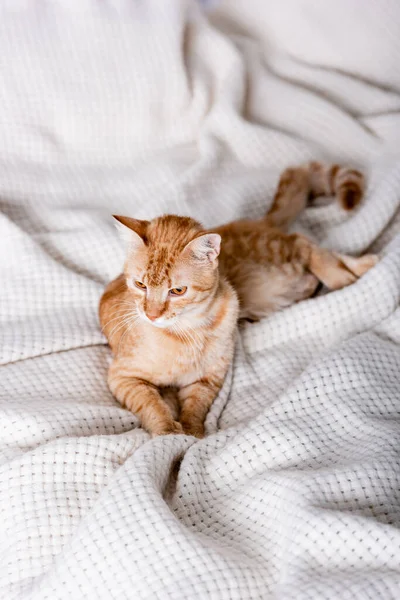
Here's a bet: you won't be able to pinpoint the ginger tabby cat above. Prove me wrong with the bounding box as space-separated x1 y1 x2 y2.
100 162 377 438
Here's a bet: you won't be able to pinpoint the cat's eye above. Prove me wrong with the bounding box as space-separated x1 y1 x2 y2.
169 286 187 296
135 281 147 290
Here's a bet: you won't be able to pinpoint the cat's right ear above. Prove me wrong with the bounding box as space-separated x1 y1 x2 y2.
113 215 149 251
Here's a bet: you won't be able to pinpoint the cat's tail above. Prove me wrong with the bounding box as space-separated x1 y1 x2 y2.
265 162 365 230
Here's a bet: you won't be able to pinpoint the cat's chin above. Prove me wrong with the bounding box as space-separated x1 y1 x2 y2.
140 313 176 329
149 320 171 329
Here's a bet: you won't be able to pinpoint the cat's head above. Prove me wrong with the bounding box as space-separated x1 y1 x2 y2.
114 214 221 328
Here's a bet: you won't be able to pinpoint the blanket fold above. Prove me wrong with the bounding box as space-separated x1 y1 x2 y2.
1 1 400 598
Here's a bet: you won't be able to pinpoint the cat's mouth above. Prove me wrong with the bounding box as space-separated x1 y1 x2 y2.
141 311 176 328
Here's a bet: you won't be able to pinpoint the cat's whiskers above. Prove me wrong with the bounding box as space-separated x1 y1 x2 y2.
113 301 137 308
100 308 138 335
101 309 135 332
108 311 138 343
116 313 140 354
171 320 203 355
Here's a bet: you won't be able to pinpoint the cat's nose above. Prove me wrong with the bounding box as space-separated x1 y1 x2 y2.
146 312 159 322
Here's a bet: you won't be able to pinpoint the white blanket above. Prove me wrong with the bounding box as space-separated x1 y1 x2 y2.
1 1 400 598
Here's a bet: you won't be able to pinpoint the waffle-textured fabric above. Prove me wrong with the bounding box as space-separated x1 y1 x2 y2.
1 1 400 599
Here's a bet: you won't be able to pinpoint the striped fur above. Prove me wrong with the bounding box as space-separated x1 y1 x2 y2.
100 162 377 437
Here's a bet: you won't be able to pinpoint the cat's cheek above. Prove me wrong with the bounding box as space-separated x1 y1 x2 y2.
128 289 145 307
172 300 190 316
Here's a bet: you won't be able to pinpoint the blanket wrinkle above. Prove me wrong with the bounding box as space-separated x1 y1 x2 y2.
1 1 400 599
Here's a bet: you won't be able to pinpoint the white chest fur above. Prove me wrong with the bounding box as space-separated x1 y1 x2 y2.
127 324 209 388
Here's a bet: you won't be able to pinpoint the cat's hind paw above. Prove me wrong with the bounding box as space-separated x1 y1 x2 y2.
338 253 379 278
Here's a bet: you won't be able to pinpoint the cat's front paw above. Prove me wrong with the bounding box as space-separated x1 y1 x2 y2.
152 420 184 437
181 421 205 439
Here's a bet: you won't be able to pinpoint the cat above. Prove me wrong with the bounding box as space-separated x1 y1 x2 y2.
99 162 378 438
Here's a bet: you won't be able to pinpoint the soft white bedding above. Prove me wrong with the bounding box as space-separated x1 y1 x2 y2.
1 1 400 598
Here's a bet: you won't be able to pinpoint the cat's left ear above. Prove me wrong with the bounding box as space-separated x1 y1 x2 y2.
182 233 221 264
113 215 149 251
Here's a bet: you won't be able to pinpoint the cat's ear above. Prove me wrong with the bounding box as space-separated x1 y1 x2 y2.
113 215 149 251
182 233 221 264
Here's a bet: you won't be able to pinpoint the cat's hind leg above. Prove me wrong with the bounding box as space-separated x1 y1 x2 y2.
292 234 378 291
266 162 365 231
265 166 309 230
235 262 320 321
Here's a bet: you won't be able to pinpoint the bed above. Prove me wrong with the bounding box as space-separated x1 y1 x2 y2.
1 1 400 598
